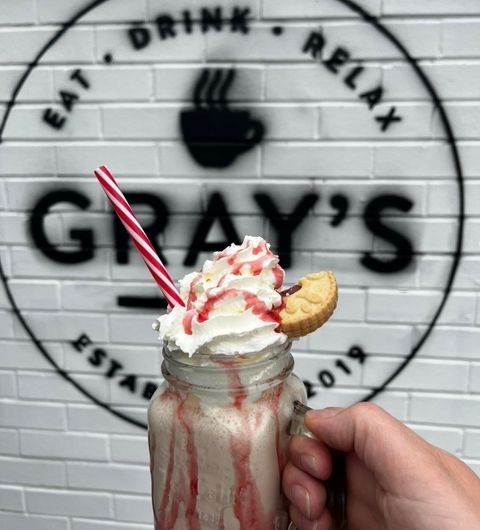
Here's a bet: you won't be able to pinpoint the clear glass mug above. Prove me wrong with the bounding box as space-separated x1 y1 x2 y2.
148 341 307 530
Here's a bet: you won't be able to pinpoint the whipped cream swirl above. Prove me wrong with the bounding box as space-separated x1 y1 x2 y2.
154 236 288 356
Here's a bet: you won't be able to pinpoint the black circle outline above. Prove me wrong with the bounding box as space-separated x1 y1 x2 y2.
0 0 464 428
335 0 464 401
0 0 148 429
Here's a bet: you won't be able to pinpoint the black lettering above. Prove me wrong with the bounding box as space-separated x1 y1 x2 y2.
318 370 335 388
128 25 151 49
230 7 250 33
344 65 365 90
43 108 66 130
375 106 403 132
361 194 414 273
88 348 107 367
71 333 92 352
70 68 90 89
359 85 383 110
254 193 319 268
324 47 350 73
335 359 352 375
184 192 240 266
347 346 366 364
59 90 79 113
303 380 316 399
330 194 349 227
117 295 167 309
119 374 137 393
105 359 123 379
182 10 193 33
201 7 223 33
155 15 176 39
142 382 158 400
29 190 94 264
302 31 326 59
114 193 169 265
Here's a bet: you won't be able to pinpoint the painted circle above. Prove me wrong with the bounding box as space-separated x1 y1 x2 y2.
0 0 465 429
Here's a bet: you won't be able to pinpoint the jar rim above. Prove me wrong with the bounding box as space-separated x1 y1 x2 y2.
161 340 294 392
162 340 292 371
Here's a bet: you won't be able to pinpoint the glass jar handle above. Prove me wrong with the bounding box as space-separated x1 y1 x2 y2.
288 401 347 530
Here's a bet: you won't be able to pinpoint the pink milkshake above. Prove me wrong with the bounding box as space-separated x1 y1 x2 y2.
149 236 307 530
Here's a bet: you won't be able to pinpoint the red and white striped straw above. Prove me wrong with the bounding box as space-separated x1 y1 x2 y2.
94 165 184 308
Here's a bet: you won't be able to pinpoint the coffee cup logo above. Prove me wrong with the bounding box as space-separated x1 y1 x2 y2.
180 69 265 168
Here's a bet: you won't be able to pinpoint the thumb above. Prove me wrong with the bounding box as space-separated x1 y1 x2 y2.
304 403 428 476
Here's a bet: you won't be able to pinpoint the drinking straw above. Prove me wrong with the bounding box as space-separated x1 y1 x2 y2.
93 165 184 308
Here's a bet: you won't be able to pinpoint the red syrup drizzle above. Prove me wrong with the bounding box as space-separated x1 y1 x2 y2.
217 361 282 529
218 513 226 530
149 431 157 518
182 239 285 335
178 397 200 530
155 391 200 530
227 369 270 529
183 288 281 335
155 372 286 529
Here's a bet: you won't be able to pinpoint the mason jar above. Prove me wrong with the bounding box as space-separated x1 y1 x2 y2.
148 341 307 530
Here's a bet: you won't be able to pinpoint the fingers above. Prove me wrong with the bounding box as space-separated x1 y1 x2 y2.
289 503 332 530
283 436 332 525
288 435 333 481
283 460 327 520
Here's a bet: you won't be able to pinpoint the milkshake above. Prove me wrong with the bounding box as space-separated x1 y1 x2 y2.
148 236 336 530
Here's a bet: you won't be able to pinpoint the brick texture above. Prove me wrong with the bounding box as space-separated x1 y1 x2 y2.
0 1 480 527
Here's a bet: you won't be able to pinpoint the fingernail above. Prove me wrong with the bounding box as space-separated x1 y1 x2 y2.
306 407 341 421
291 485 310 518
300 454 319 476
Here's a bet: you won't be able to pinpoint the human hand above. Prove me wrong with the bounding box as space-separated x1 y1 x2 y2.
283 402 480 530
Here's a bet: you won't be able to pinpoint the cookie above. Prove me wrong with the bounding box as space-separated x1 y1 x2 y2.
279 271 338 339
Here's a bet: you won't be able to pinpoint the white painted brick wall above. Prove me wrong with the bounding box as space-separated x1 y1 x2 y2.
0 0 480 528
25 489 113 519
0 485 25 512
0 456 66 487
67 461 150 493
21 430 109 461
0 401 66 430
113 494 153 523
110 435 149 464
0 512 69 530
382 0 480 16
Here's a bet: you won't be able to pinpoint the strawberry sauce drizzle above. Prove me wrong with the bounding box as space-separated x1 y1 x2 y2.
183 288 281 334
226 373 270 529
217 361 284 529
181 238 285 335
154 391 200 530
177 398 200 529
154 380 287 529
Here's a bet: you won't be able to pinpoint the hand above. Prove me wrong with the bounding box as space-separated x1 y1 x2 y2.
283 402 480 530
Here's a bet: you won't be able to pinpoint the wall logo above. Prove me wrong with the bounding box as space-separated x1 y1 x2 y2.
0 0 464 429
181 68 266 168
